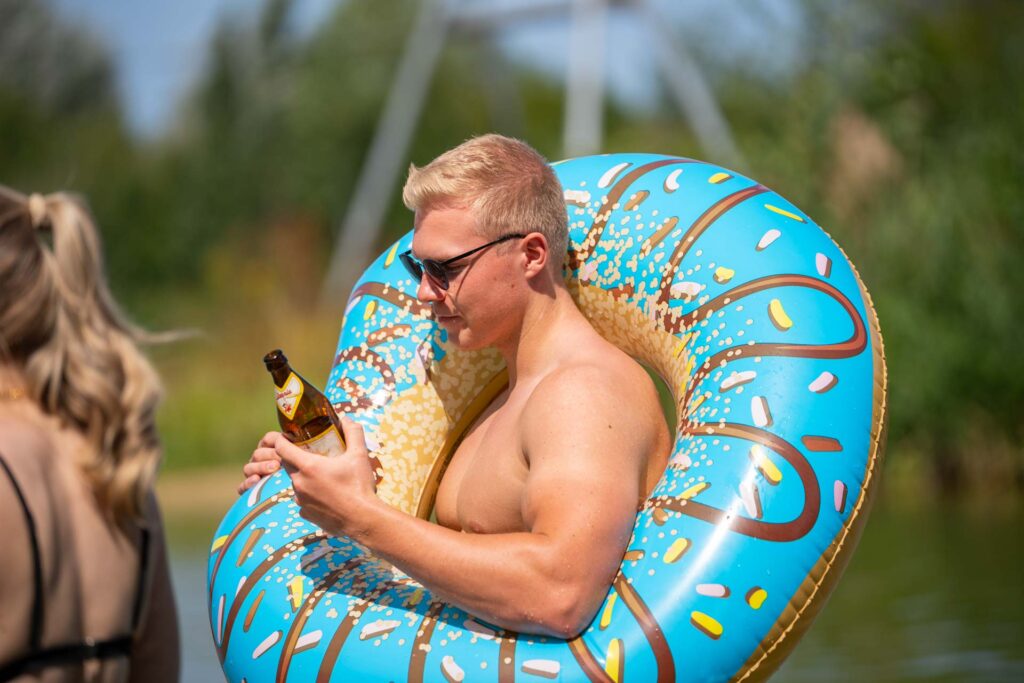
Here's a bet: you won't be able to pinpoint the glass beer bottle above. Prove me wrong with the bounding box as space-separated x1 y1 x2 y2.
264 349 345 456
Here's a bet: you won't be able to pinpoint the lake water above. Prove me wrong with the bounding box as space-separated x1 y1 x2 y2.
169 500 1024 682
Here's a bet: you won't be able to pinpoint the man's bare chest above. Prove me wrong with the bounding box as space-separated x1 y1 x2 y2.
433 394 529 533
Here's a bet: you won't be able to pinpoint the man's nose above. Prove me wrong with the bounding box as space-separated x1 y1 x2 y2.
416 273 445 303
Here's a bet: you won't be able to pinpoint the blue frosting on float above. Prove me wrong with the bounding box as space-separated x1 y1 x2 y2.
208 154 886 682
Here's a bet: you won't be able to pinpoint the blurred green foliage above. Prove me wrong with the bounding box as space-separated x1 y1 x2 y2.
1 0 1020 497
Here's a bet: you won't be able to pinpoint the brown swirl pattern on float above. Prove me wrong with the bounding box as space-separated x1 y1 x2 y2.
313 577 403 683
217 531 329 662
208 489 296 602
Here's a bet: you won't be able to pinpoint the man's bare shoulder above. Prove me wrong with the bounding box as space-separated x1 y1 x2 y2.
520 347 664 454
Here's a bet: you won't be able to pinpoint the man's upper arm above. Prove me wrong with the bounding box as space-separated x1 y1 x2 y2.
520 368 649 608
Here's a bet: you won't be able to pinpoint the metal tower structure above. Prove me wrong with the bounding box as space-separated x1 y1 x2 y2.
321 0 744 305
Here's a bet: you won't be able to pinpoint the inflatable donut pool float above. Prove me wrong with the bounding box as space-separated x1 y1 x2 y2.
208 153 886 682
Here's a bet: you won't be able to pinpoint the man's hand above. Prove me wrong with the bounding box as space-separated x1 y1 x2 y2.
237 431 283 495
275 418 379 537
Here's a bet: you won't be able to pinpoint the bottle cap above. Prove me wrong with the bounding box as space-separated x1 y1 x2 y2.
263 349 287 367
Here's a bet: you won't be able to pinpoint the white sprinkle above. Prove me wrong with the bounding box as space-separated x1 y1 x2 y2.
696 583 729 598
563 189 591 206
720 371 757 392
247 475 268 507
664 168 683 192
521 659 561 679
598 162 631 189
751 396 773 427
441 655 465 682
816 253 832 278
740 481 762 519
252 630 281 659
757 229 781 250
216 595 225 645
835 480 848 513
671 281 702 299
360 619 401 640
809 371 838 393
296 629 323 650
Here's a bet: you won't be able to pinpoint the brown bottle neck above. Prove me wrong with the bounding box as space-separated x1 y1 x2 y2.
267 362 293 387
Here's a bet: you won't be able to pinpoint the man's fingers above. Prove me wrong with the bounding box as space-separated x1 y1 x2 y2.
274 434 311 471
340 417 367 452
237 474 261 495
251 447 280 463
258 431 282 449
242 459 280 479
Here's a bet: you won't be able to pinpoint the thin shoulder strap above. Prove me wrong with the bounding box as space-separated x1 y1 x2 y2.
0 451 45 650
131 525 151 631
0 452 144 682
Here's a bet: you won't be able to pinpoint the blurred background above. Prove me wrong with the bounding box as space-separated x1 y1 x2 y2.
2 0 1021 680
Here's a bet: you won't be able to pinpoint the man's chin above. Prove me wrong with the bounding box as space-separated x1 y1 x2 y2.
443 326 488 351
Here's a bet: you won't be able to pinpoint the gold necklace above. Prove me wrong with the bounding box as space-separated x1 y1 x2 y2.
0 387 27 401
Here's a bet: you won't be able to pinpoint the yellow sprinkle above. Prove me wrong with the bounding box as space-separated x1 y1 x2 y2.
768 299 793 331
663 538 691 564
384 243 399 268
407 589 424 608
363 300 377 320
599 593 617 630
690 611 724 639
685 355 696 377
708 172 732 184
713 266 735 284
673 333 692 358
765 203 805 222
749 445 783 485
746 587 768 610
287 576 305 612
687 393 706 416
681 482 709 499
210 535 228 553
605 639 624 682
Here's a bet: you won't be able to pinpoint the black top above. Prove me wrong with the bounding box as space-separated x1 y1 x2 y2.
0 452 149 682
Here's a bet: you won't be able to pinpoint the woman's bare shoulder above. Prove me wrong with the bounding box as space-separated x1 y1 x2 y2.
0 405 60 471
0 409 59 466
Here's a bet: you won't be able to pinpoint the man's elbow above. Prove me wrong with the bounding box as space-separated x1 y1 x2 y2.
531 587 601 639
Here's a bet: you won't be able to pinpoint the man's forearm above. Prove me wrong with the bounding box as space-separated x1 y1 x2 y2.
343 496 595 637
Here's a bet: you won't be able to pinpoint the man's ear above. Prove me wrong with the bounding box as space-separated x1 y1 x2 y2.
522 232 549 279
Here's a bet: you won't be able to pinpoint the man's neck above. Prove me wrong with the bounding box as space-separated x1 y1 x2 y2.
496 282 587 388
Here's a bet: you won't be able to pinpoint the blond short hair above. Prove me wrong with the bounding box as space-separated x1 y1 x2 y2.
402 134 568 263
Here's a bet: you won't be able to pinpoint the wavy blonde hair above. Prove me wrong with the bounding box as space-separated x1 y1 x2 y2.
0 186 165 523
402 134 569 264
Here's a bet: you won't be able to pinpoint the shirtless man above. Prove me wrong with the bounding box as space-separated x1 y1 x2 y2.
240 134 670 638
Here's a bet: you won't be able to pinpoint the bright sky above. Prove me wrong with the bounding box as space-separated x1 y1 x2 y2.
47 0 802 139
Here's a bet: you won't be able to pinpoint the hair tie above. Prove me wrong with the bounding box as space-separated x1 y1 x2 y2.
27 193 48 228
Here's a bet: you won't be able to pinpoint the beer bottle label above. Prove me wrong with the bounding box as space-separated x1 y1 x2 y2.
294 424 345 457
275 372 304 420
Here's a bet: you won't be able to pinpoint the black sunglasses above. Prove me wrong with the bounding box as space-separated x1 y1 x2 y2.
399 233 527 290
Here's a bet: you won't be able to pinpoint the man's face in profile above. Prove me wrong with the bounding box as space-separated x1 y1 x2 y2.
411 205 526 351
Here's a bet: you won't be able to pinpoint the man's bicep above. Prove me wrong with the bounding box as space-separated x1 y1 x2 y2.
521 393 646 581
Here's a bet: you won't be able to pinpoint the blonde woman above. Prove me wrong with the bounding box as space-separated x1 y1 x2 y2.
0 188 179 681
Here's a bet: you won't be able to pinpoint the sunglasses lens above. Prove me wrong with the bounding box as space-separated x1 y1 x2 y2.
423 261 449 289
400 252 423 281
400 252 449 289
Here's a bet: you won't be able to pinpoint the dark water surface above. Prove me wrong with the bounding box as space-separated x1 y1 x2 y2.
170 501 1023 682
